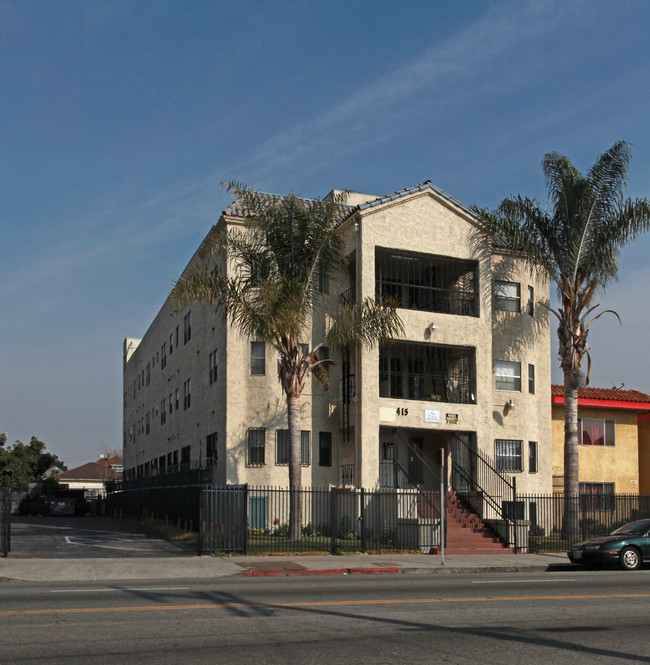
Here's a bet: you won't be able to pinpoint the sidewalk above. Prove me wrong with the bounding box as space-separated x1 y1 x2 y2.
0 552 572 583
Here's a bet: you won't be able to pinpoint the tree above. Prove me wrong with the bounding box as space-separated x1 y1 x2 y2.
477 141 650 539
0 435 66 490
173 183 403 539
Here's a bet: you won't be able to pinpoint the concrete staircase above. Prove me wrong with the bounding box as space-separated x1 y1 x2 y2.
434 492 514 554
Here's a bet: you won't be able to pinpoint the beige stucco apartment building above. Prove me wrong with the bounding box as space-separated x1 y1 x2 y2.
123 181 552 496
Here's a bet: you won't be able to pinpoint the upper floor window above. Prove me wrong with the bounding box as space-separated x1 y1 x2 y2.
319 432 332 466
209 349 218 384
318 269 330 295
169 332 174 355
161 342 167 369
495 439 522 472
145 363 150 386
183 311 192 344
206 432 218 461
580 418 615 446
528 364 535 394
495 360 521 392
183 378 191 410
376 249 478 317
251 341 266 375
527 285 534 316
528 441 538 473
160 399 166 425
275 430 311 465
494 281 520 312
379 341 476 404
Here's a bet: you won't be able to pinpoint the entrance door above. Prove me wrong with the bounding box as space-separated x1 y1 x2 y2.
408 437 424 484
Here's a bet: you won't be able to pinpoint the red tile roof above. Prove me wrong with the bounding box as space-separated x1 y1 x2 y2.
551 385 650 404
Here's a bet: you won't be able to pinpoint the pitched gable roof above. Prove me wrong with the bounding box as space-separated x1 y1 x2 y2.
551 385 650 409
58 457 123 482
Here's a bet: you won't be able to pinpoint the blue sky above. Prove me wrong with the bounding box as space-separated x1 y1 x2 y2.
2 0 650 465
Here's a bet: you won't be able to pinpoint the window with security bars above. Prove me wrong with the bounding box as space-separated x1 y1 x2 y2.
379 341 475 404
494 281 520 312
495 439 523 472
375 249 478 316
580 482 615 510
275 430 311 465
247 428 265 466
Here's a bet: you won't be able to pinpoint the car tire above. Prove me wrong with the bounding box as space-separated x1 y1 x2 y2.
619 546 641 571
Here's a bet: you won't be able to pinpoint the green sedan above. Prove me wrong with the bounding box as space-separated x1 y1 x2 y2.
568 518 650 570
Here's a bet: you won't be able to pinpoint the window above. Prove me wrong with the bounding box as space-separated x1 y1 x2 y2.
275 430 289 465
183 378 191 410
145 363 150 386
251 341 266 375
168 393 173 415
206 432 218 461
247 428 265 466
181 445 191 469
494 281 520 312
318 269 330 294
375 249 478 317
580 482 615 510
580 419 615 446
495 439 523 472
183 311 192 344
527 285 534 316
318 346 330 372
495 360 521 391
528 364 535 394
379 341 476 403
275 430 311 465
528 441 537 473
145 412 150 435
175 326 179 348
160 399 166 425
175 388 180 410
382 441 394 460
301 431 311 466
161 343 167 369
319 432 332 466
209 349 218 384
169 332 174 355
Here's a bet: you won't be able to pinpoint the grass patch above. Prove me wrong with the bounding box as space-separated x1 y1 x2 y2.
140 518 199 546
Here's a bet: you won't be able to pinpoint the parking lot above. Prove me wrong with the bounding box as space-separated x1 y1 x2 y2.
8 516 191 559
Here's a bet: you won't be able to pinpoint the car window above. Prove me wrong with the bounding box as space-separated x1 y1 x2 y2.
611 520 650 536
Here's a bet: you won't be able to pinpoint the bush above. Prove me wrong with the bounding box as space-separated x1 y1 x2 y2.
302 522 317 537
529 524 545 538
579 518 608 537
271 523 289 538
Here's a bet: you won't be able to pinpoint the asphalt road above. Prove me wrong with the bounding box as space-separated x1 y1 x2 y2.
2 571 649 664
9 515 191 558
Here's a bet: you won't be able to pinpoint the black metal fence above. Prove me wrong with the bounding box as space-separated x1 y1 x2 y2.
1 477 10 557
200 485 442 555
518 493 650 553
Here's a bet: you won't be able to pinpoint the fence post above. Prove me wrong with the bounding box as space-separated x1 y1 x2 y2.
330 488 337 554
197 485 203 555
512 476 517 554
360 488 366 553
242 484 249 555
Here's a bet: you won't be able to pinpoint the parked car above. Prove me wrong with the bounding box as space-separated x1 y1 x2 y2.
568 519 650 570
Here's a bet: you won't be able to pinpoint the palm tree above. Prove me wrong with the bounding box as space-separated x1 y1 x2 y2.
477 141 650 540
173 182 403 539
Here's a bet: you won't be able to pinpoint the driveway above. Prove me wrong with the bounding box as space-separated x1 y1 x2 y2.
8 516 192 558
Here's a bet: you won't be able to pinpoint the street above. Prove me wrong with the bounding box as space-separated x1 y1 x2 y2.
1 571 649 664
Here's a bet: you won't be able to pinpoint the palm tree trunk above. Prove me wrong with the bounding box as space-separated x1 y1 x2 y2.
288 395 302 541
563 370 580 543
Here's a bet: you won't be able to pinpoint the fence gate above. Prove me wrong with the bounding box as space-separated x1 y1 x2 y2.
1 477 10 557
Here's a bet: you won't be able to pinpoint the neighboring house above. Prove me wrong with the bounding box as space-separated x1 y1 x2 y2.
123 181 551 497
551 386 650 495
58 456 123 499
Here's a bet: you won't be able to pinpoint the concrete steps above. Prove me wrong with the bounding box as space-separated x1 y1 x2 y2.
432 492 514 555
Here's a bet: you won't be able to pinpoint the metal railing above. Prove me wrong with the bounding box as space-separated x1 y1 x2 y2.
450 434 517 548
199 485 442 555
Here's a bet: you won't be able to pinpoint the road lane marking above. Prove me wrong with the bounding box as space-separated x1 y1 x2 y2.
2 592 650 617
472 579 577 584
50 587 190 593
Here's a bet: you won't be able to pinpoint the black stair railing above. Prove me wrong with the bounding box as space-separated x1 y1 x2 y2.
450 434 517 549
